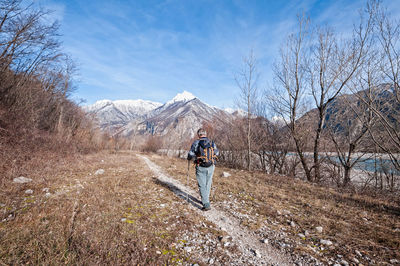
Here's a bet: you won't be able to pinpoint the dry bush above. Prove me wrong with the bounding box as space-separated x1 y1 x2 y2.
141 135 163 153
0 1 109 184
213 117 248 169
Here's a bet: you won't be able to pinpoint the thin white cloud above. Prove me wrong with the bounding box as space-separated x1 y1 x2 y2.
36 0 400 109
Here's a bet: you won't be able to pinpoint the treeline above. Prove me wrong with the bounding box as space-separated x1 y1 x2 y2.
211 1 400 192
0 0 105 181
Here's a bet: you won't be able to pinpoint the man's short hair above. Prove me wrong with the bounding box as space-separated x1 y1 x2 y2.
197 128 207 137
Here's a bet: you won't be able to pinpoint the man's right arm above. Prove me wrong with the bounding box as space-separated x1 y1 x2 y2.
187 140 199 160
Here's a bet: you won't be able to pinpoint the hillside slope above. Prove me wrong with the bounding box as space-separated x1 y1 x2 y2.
1 151 398 265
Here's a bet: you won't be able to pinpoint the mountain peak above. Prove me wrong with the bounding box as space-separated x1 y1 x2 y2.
166 91 196 105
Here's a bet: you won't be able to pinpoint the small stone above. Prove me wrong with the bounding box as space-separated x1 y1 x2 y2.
223 242 230 247
315 226 323 233
355 250 362 257
298 233 306 239
94 169 105 175
184 246 192 253
121 218 127 222
221 172 231 177
45 192 51 197
219 236 229 244
251 249 261 258
290 221 296 227
160 204 166 208
352 257 360 264
156 250 161 255
390 259 399 264
320 239 333 246
262 238 269 244
13 176 32 184
362 217 368 222
304 230 310 236
208 258 215 264
340 259 349 266
42 188 50 193
25 189 33 194
277 210 282 215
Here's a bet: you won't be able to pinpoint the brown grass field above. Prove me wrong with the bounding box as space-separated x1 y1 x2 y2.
1 151 399 265
0 151 231 265
156 154 400 265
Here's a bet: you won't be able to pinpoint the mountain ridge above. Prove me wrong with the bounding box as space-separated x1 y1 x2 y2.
84 91 241 138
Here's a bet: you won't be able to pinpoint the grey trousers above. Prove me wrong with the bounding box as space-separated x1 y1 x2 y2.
196 164 215 208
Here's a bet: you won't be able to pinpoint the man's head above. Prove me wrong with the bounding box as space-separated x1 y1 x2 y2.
197 128 207 138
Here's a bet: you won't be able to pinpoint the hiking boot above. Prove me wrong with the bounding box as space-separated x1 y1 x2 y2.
201 206 211 211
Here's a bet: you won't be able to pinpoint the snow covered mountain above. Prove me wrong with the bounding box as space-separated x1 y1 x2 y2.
83 99 162 130
84 91 238 137
135 93 232 137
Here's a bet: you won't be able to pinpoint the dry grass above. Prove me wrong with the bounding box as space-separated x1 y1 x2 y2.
155 154 400 265
2 151 399 265
0 151 227 265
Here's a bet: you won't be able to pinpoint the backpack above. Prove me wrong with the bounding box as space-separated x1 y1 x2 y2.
196 138 217 167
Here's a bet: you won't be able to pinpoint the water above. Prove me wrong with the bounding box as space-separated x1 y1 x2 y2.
327 156 400 175
286 152 400 175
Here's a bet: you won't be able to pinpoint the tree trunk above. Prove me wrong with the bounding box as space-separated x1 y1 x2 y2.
313 107 325 182
57 104 64 134
343 165 351 187
247 94 251 171
294 138 312 181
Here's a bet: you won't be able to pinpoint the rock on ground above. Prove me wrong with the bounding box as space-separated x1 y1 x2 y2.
320 239 333 246
221 172 231 177
94 169 105 175
13 176 32 184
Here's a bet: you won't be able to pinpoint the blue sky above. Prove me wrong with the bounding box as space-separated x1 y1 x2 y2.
35 0 400 108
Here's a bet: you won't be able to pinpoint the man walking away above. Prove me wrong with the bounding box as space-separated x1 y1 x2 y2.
187 128 219 211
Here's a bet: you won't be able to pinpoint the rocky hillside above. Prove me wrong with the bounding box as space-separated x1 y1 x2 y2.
298 84 400 135
83 99 162 132
85 91 238 138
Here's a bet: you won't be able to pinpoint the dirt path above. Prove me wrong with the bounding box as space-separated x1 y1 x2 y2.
138 154 293 265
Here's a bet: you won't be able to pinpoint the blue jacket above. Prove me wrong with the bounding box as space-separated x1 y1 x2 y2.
187 137 219 161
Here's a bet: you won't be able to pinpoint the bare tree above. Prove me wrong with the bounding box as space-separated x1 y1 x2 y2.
271 6 374 183
367 2 400 172
235 49 259 170
308 8 373 182
213 117 247 169
56 55 77 135
326 92 375 187
0 0 61 92
271 14 314 181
